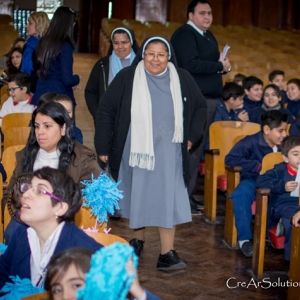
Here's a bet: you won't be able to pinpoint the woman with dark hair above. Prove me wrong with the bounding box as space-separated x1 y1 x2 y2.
2 101 100 215
0 167 103 291
95 36 207 271
0 37 25 70
5 47 23 78
32 6 80 106
85 27 139 127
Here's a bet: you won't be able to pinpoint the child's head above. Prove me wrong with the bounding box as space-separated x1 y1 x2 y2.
287 78 300 101
6 47 23 71
268 70 285 90
262 84 282 108
233 73 246 86
281 135 300 172
45 248 92 300
8 73 31 102
53 94 73 118
261 110 287 147
26 11 50 37
38 92 58 107
242 76 263 101
221 82 244 110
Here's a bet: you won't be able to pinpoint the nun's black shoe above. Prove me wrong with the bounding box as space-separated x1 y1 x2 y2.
157 250 187 271
129 238 144 257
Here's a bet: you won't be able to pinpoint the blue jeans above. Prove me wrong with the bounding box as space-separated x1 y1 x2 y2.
230 179 256 241
272 203 298 261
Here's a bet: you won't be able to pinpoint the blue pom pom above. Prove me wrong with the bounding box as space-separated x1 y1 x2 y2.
81 173 124 225
77 242 138 300
0 276 44 299
0 243 7 255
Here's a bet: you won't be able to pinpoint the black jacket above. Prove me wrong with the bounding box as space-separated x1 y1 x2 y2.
171 24 223 98
94 62 207 186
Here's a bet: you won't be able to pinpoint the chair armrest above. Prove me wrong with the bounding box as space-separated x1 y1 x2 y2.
225 165 242 173
204 149 220 155
255 188 270 196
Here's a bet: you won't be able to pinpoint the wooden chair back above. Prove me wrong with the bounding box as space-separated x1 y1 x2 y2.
21 291 49 300
2 145 25 183
86 231 129 246
2 113 32 134
204 121 260 222
0 92 9 108
261 152 283 174
75 205 107 232
209 121 260 177
3 127 30 150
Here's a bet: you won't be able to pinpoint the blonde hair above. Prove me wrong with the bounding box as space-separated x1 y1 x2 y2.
30 12 50 37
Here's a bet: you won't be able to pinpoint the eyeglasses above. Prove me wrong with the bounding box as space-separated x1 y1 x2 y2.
144 52 168 60
112 40 131 46
7 86 22 93
20 183 64 202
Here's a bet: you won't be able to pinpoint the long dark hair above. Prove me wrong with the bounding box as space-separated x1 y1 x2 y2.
21 102 76 173
35 6 76 78
6 47 23 78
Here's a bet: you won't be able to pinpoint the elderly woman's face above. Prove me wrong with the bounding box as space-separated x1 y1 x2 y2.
112 33 132 59
20 176 60 226
34 113 66 153
144 42 168 75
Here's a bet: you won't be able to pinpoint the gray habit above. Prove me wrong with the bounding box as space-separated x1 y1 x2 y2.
117 67 191 229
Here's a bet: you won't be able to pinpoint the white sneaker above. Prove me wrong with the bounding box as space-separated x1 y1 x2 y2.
275 218 285 237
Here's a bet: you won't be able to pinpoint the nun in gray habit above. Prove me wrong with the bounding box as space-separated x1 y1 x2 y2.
95 36 207 271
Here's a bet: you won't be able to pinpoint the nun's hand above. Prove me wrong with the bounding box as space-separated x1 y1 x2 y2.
187 141 192 151
99 155 108 163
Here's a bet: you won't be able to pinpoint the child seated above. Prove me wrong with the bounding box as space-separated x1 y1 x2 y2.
233 73 246 86
286 78 300 118
256 135 300 261
249 84 294 124
44 247 161 300
0 73 34 127
214 82 248 122
242 76 263 112
225 110 288 257
268 70 290 104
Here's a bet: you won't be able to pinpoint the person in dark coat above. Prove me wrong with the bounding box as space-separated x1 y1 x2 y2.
85 27 139 127
170 0 231 209
32 7 79 107
0 167 103 292
94 36 207 271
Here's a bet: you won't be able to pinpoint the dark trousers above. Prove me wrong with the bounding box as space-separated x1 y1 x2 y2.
188 98 218 196
272 203 298 261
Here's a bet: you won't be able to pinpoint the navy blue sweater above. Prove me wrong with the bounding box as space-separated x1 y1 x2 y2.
256 162 297 208
248 106 294 124
225 132 274 180
287 99 300 118
242 96 262 112
213 98 242 121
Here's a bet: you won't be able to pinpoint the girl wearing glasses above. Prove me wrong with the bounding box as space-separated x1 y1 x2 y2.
85 27 139 127
0 167 103 292
2 101 100 242
95 36 207 271
32 7 79 107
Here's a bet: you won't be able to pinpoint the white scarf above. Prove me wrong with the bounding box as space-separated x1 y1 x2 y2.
129 60 183 171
